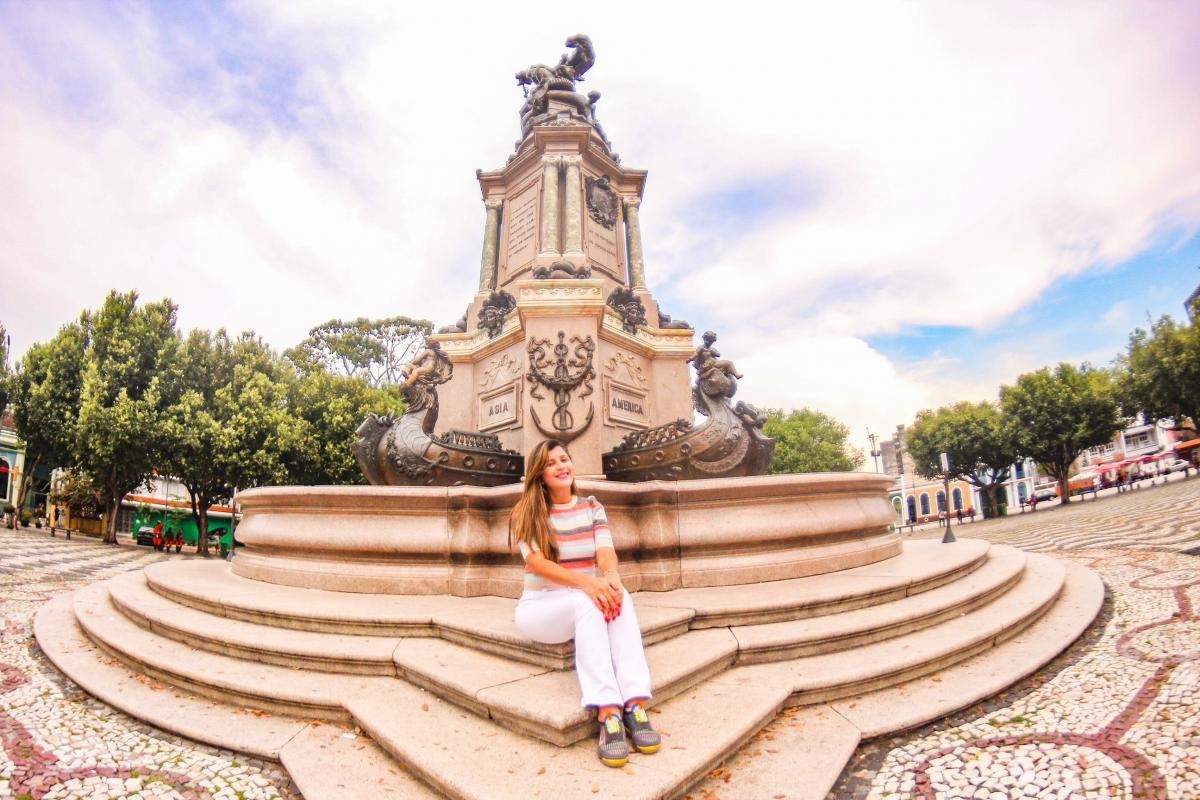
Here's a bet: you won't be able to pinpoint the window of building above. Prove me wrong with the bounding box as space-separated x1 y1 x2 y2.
936 491 947 512
920 494 930 516
952 488 963 510
0 458 10 503
1125 431 1154 450
907 496 917 522
1014 462 1026 479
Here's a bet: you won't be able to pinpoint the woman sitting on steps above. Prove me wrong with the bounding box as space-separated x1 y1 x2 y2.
510 439 660 768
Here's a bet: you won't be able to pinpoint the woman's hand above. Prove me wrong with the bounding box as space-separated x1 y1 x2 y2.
582 575 623 620
601 572 624 622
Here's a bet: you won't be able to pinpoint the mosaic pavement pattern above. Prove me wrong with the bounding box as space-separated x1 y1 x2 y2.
3 475 1198 799
0 533 301 800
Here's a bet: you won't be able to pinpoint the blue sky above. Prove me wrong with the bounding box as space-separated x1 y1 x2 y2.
875 228 1200 372
2 1 1199 461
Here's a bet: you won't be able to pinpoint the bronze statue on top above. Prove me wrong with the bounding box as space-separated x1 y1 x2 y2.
516 34 604 140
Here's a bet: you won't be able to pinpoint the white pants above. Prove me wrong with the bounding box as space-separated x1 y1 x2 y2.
515 587 653 708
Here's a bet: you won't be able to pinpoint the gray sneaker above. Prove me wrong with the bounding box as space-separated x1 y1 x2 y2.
597 714 629 767
623 704 660 754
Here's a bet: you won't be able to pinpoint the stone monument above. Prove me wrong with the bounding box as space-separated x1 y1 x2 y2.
354 34 774 485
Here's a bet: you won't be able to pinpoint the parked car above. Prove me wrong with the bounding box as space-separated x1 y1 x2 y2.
135 526 156 546
1164 458 1191 474
1032 486 1059 502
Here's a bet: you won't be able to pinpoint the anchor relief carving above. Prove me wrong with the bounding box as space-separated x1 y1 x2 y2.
526 332 595 443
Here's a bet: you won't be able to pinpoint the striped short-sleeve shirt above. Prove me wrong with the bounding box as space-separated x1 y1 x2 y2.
518 496 614 591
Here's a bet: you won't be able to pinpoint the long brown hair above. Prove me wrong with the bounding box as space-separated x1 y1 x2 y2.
509 439 576 562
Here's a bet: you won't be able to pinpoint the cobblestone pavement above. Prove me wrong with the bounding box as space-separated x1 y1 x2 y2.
0 531 301 800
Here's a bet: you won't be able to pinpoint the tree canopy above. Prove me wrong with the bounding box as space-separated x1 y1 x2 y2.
905 400 1021 517
285 369 407 485
1115 299 1200 430
285 316 432 387
5 291 420 546
763 408 864 474
74 291 180 543
1000 362 1121 503
162 329 306 556
8 322 88 527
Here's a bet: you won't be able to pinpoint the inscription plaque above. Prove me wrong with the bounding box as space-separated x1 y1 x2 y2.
603 378 649 429
503 186 539 279
479 381 521 432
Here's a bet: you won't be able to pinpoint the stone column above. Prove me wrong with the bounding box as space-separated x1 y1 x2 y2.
478 197 504 291
562 155 584 260
539 157 561 257
624 197 646 289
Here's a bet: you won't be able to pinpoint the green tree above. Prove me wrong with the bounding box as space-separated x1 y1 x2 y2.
1116 299 1200 430
286 370 407 484
1000 363 1121 504
163 329 304 556
0 321 10 416
74 291 179 543
285 316 432 387
905 401 1021 518
8 322 88 527
763 408 864 474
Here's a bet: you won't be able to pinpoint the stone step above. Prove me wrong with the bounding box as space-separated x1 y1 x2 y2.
775 550 1067 705
826 558 1104 737
35 592 443 799
71 543 1045 751
142 539 988 669
109 570 404 676
636 537 991 627
143 559 693 670
344 666 797 800
72 581 371 721
84 569 740 748
279 723 442 800
473 626 739 745
36 548 1103 800
686 558 1105 799
470 549 1064 748
33 592 310 760
732 544 1027 663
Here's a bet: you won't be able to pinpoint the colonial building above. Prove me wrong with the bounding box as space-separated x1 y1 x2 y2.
881 423 1051 521
881 424 978 523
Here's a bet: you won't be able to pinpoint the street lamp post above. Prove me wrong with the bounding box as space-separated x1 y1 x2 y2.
893 428 908 528
867 427 881 473
940 451 956 544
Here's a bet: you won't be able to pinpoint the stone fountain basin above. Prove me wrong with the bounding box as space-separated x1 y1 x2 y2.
231 472 899 598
